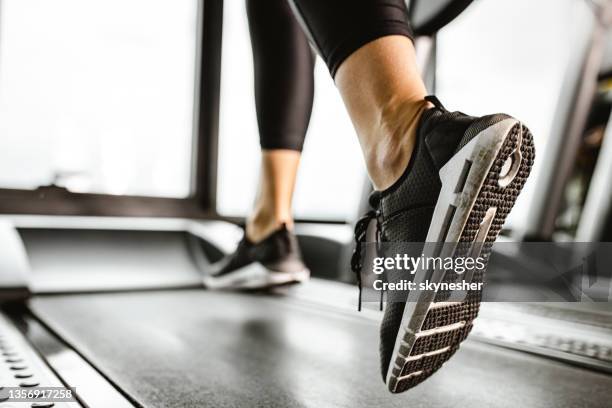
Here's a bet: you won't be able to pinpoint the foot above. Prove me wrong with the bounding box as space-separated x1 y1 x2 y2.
203 224 310 290
353 96 535 393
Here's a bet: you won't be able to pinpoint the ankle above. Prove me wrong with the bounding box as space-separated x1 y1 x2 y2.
246 209 293 243
366 98 430 190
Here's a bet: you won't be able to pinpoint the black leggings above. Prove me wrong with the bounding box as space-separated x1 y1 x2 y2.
247 0 413 152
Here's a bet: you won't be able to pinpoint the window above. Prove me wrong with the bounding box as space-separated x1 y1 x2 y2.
216 0 366 222
436 0 591 232
0 0 199 198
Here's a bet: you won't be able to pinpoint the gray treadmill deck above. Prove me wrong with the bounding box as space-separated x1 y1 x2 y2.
30 289 612 408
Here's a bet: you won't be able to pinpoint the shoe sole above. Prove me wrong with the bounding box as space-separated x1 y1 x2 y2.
385 117 535 393
203 263 310 290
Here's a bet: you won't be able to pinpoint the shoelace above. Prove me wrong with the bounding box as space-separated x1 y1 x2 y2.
350 96 446 312
350 192 383 311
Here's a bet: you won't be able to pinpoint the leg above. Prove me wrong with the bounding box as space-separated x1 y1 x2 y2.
335 36 430 190
288 0 535 393
248 150 300 243
203 0 314 290
289 0 429 190
245 0 315 242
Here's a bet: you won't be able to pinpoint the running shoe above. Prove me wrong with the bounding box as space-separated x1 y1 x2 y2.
203 224 310 290
351 96 535 393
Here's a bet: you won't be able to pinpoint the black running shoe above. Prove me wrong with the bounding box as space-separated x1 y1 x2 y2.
352 96 535 393
203 225 310 290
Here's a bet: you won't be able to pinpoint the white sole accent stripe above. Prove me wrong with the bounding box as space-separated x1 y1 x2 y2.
428 301 463 310
416 321 466 337
397 370 424 381
398 346 451 362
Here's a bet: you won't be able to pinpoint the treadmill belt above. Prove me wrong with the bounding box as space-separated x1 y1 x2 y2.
30 290 612 408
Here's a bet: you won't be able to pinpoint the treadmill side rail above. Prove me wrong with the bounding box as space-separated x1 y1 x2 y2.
17 315 136 408
0 313 82 407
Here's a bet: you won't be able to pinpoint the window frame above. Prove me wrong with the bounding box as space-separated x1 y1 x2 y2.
0 0 223 219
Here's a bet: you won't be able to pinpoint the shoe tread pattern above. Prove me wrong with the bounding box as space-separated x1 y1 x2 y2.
389 122 535 393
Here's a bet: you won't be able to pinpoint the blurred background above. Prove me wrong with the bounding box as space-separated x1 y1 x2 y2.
0 1 611 407
0 0 606 236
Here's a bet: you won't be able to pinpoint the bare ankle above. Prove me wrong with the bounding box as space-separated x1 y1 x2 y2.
246 210 293 243
366 99 430 190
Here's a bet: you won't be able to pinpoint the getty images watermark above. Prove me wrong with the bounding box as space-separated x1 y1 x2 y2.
356 242 612 303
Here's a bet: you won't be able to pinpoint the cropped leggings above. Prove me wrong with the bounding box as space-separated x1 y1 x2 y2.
246 0 414 152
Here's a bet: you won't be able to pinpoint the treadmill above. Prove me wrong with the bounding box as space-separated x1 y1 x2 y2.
3 219 611 408
1 1 612 407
